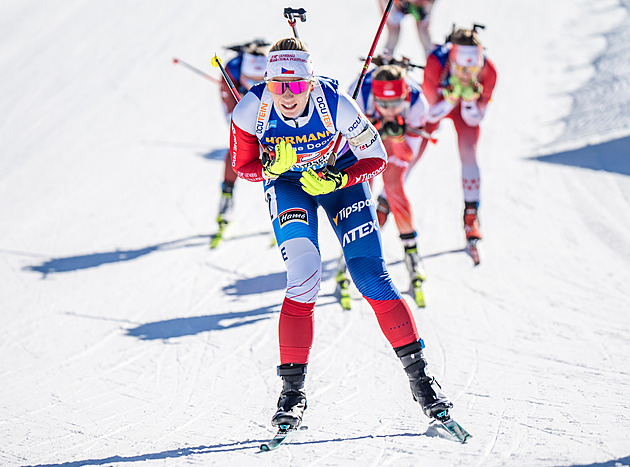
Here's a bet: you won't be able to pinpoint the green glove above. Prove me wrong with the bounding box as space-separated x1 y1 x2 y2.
441 75 464 104
300 167 348 196
461 81 483 102
262 139 297 179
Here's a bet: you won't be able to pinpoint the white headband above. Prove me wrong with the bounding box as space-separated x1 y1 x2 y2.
240 52 267 78
450 45 482 67
265 50 313 80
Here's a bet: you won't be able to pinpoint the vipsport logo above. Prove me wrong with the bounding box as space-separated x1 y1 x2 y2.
279 208 308 227
333 198 375 225
342 220 379 246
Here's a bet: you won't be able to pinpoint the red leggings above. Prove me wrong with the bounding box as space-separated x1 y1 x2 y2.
381 137 415 235
278 297 419 364
411 107 481 203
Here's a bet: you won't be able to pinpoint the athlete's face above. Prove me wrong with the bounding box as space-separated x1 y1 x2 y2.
374 92 408 121
267 77 314 119
451 62 480 87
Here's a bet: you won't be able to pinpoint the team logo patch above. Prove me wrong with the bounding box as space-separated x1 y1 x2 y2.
279 208 308 227
268 120 277 128
281 67 295 75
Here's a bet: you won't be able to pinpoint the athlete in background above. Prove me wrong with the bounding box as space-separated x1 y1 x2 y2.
378 0 436 58
347 59 430 307
213 40 268 246
411 26 497 261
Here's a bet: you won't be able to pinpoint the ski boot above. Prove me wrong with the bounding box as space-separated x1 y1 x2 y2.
463 202 482 241
217 181 234 227
335 256 351 310
463 202 481 265
401 235 426 307
211 182 234 248
395 340 453 419
271 363 307 429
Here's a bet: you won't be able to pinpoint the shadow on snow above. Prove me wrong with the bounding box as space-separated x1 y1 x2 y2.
124 257 340 340
222 271 287 296
20 230 282 278
532 135 630 177
563 455 630 467
125 305 278 340
22 235 210 278
23 431 439 466
200 147 228 161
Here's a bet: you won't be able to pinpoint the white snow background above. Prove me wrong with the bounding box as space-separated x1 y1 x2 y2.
1 0 630 466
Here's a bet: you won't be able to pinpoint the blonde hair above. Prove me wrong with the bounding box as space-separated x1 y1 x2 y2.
269 37 309 53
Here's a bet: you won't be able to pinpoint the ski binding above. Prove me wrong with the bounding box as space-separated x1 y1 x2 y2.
260 424 305 451
434 410 472 443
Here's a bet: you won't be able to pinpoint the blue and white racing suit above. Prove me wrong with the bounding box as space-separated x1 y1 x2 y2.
230 76 420 364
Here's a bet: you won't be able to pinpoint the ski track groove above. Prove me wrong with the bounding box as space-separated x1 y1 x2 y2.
474 397 508 467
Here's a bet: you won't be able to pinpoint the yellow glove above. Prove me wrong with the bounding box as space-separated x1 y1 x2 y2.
441 75 464 104
461 81 483 102
262 140 297 179
300 167 348 196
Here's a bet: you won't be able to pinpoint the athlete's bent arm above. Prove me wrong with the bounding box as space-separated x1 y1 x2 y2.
335 90 388 186
230 92 266 182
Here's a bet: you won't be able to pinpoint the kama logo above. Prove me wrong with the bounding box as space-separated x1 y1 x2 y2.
333 199 375 225
281 67 295 75
342 220 379 246
279 208 308 227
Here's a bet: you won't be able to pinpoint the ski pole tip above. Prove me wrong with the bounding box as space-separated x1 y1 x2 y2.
172 58 178 64
211 54 221 68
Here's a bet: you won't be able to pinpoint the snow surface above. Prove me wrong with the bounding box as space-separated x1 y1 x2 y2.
1 0 630 466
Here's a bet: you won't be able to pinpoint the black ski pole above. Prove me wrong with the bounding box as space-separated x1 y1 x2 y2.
211 54 270 154
211 54 241 103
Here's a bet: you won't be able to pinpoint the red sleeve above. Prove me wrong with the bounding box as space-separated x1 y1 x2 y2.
477 58 497 110
230 121 264 182
343 157 387 186
421 54 444 105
